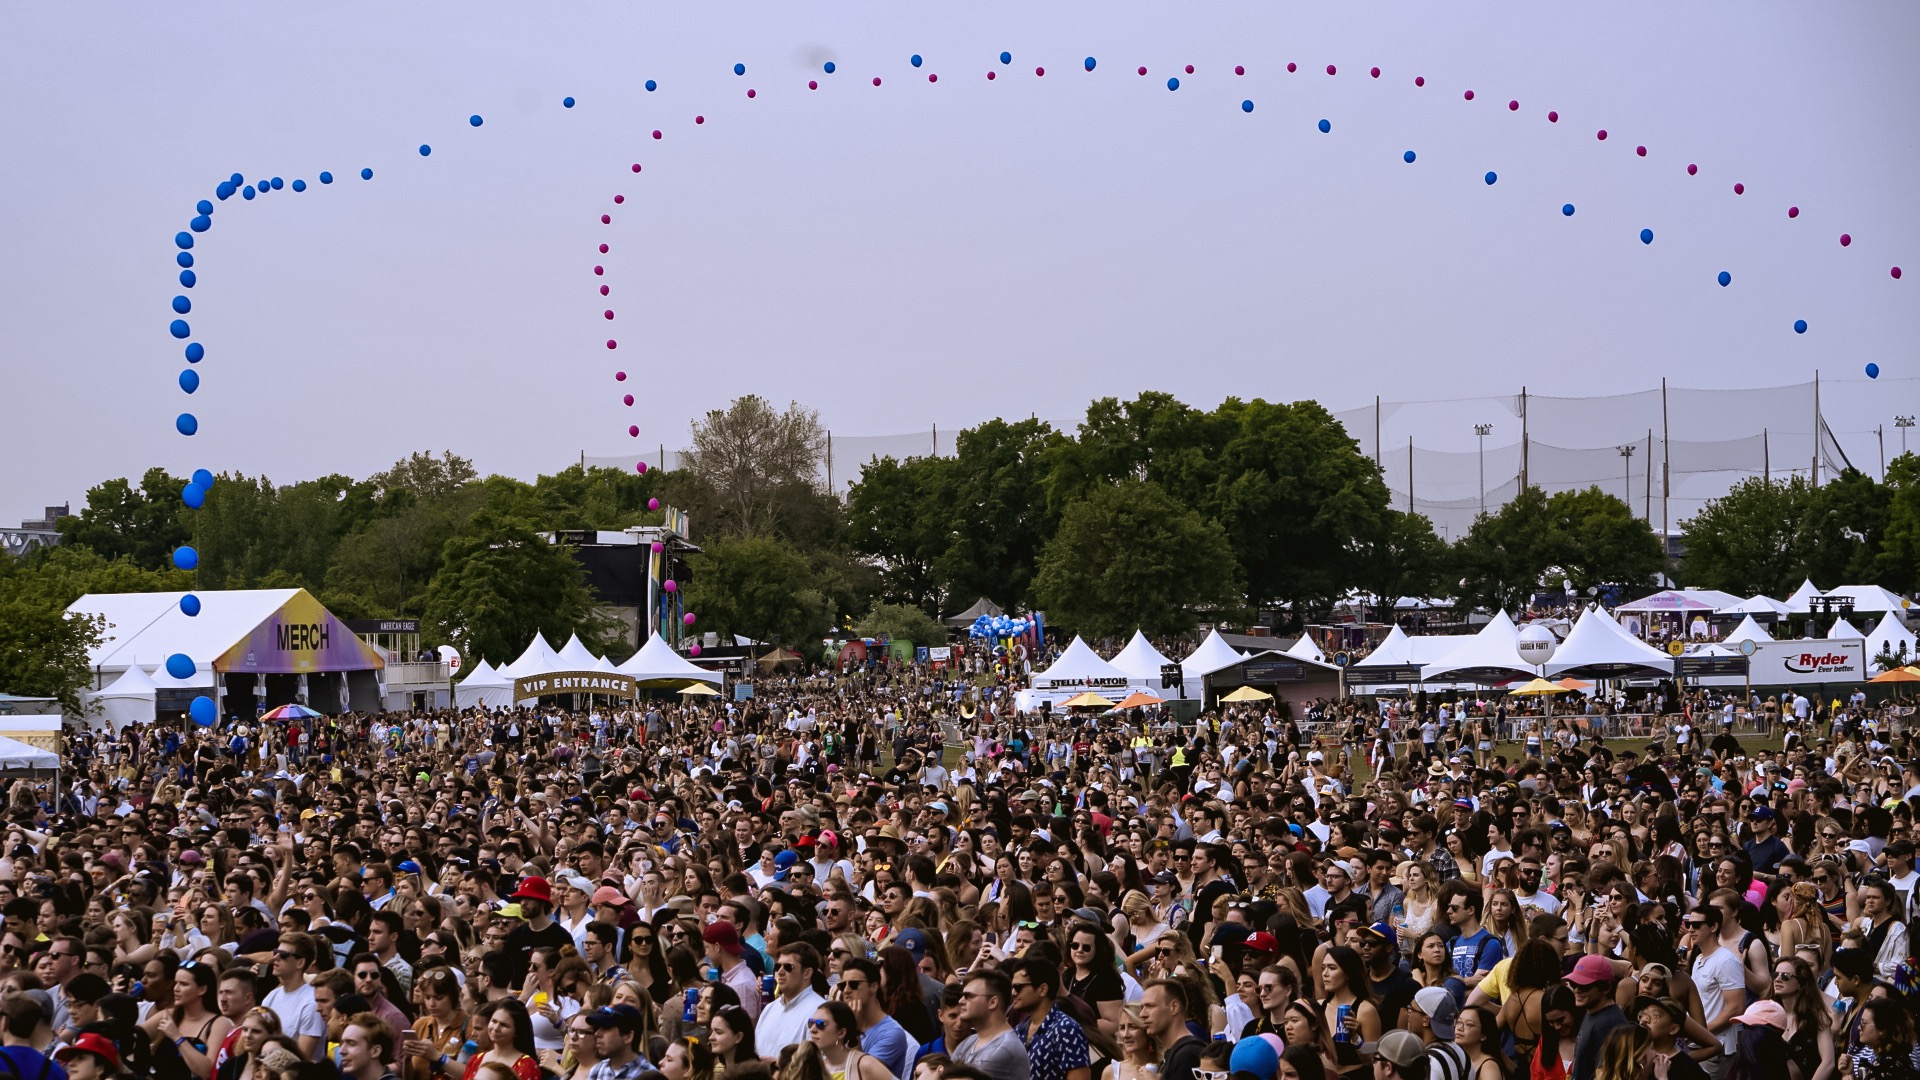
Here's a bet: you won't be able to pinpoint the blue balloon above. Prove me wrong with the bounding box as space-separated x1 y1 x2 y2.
469 114 483 127
189 696 217 726
179 269 196 288
1640 228 1654 244
1485 171 1498 185
1718 271 1732 287
175 231 194 250
1404 150 1417 163
563 97 575 108
911 54 923 67
172 545 198 570
192 468 214 489
169 319 191 339
1241 99 1254 112
644 79 657 91
419 144 431 156
179 369 199 394
733 62 745 75
1563 203 1575 216
1794 319 1808 334
177 252 194 268
216 182 235 200
242 185 256 199
291 179 306 191
166 653 195 680
1000 51 1011 64
1867 363 1881 379
319 171 333 183
179 594 201 617
182 481 205 507
1085 56 1096 71
172 295 191 314
270 177 283 190
1318 118 1330 132
189 214 210 232
229 172 243 185
196 199 214 215
361 168 373 180
1168 77 1180 90
175 412 198 436
824 61 835 74
185 342 204 363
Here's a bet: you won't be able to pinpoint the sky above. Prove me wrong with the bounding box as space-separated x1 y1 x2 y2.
3 2 1917 529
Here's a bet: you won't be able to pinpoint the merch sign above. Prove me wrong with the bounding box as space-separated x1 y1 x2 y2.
513 671 638 699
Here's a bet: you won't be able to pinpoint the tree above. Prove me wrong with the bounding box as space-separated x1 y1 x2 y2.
1881 454 1920 593
1451 486 1558 614
1032 480 1242 639
1453 486 1660 612
1350 510 1451 620
0 546 188 715
421 508 604 664
845 454 957 614
937 418 1069 610
58 467 189 570
685 536 832 648
1545 487 1662 596
1680 477 1818 596
680 396 826 538
370 451 479 501
860 603 948 648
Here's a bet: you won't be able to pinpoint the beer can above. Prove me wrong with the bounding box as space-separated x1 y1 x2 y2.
1334 1004 1353 1044
761 973 776 1002
683 986 700 1023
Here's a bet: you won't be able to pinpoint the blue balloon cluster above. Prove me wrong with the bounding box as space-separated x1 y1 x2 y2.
970 614 1032 640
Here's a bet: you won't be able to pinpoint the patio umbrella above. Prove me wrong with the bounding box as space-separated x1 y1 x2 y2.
1555 678 1593 693
1508 678 1572 696
260 704 322 721
1869 667 1920 683
1113 691 1166 709
678 683 721 696
1061 691 1117 709
1221 686 1272 702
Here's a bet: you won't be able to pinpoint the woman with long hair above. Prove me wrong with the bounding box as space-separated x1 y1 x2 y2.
1065 922 1125 1034
464 999 541 1080
776 1043 831 1080
1282 1043 1331 1080
1768 957 1833 1080
521 947 580 1058
1454 1004 1513 1080
626 920 671 1004
1100 1006 1160 1080
1847 998 1917 1080
405 967 469 1080
876 947 935 1046
152 959 233 1079
1594 1025 1650 1080
805 1000 890 1080
1723 1008 1793 1080
709 1005 758 1080
1498 940 1562 1068
1281 1000 1342 1080
1318 945 1381 1068
555 1013 599 1080
1775 884 1832 975
1531 986 1584 1080
214 1007 283 1080
1393 863 1440 957
661 1036 717 1080
1487 890 1530 956
1411 931 1453 990
658 943 707 1043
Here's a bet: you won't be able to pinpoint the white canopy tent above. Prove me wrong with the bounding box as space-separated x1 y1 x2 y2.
1109 631 1177 683
1719 594 1793 617
454 661 516 709
1182 630 1250 679
1285 635 1327 664
86 662 159 733
495 633 561 680
1868 611 1919 672
1723 614 1774 643
1783 579 1825 614
1017 636 1149 712
553 634 603 671
1351 626 1414 669
1423 611 1536 683
1544 607 1676 679
1828 617 1868 642
0 735 58 776
614 635 723 686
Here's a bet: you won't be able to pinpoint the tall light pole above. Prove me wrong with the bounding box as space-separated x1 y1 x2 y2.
1899 415 1916 456
1475 423 1493 517
1618 444 1637 509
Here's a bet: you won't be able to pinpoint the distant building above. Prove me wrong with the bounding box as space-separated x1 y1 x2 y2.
544 511 698 652
1 503 70 557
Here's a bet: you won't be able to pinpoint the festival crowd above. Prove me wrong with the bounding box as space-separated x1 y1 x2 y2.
6 667 1920 1080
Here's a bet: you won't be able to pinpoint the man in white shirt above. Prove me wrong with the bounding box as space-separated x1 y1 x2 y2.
262 932 328 1060
1685 906 1747 1062
757 942 827 1059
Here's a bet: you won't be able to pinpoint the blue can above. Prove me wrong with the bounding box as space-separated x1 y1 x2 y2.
761 973 776 1002
1334 1003 1353 1044
683 986 700 1023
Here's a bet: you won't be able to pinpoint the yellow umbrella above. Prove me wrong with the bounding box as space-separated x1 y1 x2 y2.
678 682 721 696
1113 691 1166 709
1221 685 1272 702
1508 678 1572 696
1061 691 1117 709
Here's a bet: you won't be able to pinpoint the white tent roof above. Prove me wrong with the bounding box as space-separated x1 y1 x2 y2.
1822 585 1913 614
456 660 507 688
496 633 560 679
592 653 619 673
0 735 58 773
1285 635 1326 663
1719 594 1792 616
1182 630 1250 679
454 660 516 708
1423 611 1536 682
614 635 723 684
1109 631 1176 682
1544 607 1676 679
1828 617 1868 641
1783 579 1825 614
148 659 216 689
1616 589 1725 614
1868 611 1918 671
1723 614 1774 643
1032 636 1133 687
68 589 302 673
554 633 602 670
94 663 159 700
1351 626 1412 668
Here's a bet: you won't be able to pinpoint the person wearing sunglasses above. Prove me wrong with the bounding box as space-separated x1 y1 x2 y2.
756 944 827 1061
804 1001 890 1080
1011 959 1090 1080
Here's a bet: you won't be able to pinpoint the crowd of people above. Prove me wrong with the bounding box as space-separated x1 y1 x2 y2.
7 661 1920 1080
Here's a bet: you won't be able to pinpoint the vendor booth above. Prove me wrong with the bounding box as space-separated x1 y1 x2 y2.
1016 636 1147 712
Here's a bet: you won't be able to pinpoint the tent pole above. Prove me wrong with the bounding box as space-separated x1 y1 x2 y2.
1661 379 1671 583
1520 386 1529 491
1812 370 1821 487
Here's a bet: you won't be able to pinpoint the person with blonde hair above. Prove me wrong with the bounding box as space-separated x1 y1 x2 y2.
1099 1005 1160 1080
1593 1025 1650 1080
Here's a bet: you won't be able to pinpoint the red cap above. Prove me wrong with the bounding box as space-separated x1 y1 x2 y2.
57 1033 122 1072
510 876 553 904
1243 932 1280 953
793 835 817 849
701 920 744 956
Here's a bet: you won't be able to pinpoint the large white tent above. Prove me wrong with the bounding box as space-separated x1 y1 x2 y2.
0 735 58 775
86 662 158 733
1818 585 1913 615
1423 611 1535 683
1723 614 1774 643
1719 594 1792 617
1109 631 1177 683
553 633 603 670
1030 636 1133 688
615 635 723 686
1828 617 1868 642
496 633 561 680
1544 607 1675 679
1868 611 1919 672
1182 630 1250 679
454 660 516 709
1783 579 1825 614
1285 635 1327 664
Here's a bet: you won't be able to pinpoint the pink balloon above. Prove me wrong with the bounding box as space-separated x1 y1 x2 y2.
636 462 648 474
1326 64 1336 75
606 339 616 348
683 613 697 626
1893 267 1903 279
615 371 627 381
1463 89 1474 100
601 214 611 224
1636 145 1647 157
1035 66 1044 76
689 644 701 657
808 80 818 89
631 164 642 173
1187 64 1196 74
648 498 661 511
628 425 639 437
1237 66 1247 76
872 77 881 86
1733 183 1745 194
1369 67 1380 78
600 243 609 253
1596 129 1607 140
651 130 662 140
747 88 757 98
603 309 614 320
613 195 625 204
601 285 610 296
1840 233 1852 247
986 71 995 80
1413 75 1424 86
1788 206 1799 218
1508 100 1519 111
594 265 604 275
623 394 634 406
1687 163 1698 175
927 73 937 82
662 579 677 593
695 115 705 124
1140 66 1150 75
1547 110 1558 122
651 542 664 553
1286 63 1296 73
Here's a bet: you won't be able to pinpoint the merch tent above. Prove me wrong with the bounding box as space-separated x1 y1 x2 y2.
614 635 724 687
1724 614 1774 643
454 661 516 709
88 662 159 733
1868 612 1919 672
1110 631 1178 686
1544 607 1675 680
1423 611 1535 683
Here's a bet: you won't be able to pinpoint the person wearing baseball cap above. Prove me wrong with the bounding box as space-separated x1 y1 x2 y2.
1405 987 1467 1080
702 921 761 1020
1565 954 1628 1080
54 1032 123 1080
1370 1031 1428 1080
502 876 575 991
1359 922 1417 1028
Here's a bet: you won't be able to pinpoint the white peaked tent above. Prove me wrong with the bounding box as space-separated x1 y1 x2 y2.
554 634 603 670
1109 631 1177 683
1783 579 1825 614
1720 594 1792 617
1030 636 1133 689
1183 630 1250 679
1543 607 1675 679
1286 635 1326 663
1423 611 1536 683
454 661 516 709
1724 614 1774 643
615 635 723 685
497 633 561 680
1868 611 1919 672
0 736 58 776
1351 626 1414 669
88 662 159 732
1828 617 1868 642
592 653 619 673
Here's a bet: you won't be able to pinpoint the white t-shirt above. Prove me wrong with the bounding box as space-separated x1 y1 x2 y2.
264 982 326 1042
1692 946 1747 1052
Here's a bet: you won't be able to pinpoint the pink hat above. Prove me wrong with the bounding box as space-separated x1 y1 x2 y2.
1735 1001 1789 1030
1566 955 1617 986
1787 778 1808 794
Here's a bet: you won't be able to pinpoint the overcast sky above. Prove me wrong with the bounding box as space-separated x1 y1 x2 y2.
3 2 1916 528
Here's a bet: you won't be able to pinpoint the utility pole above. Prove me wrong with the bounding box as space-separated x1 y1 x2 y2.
1898 415 1915 457
1618 443 1636 506
1474 424 1493 518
